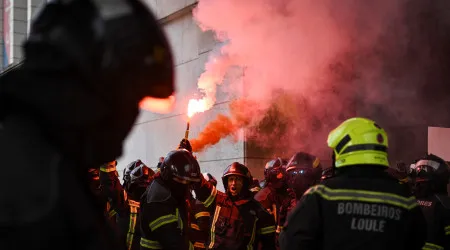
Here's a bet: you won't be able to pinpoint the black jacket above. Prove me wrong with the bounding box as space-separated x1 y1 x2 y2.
0 115 123 250
417 194 450 250
139 178 193 250
279 165 427 250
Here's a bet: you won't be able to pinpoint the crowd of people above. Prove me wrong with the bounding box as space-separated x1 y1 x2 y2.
0 1 449 250
93 117 450 250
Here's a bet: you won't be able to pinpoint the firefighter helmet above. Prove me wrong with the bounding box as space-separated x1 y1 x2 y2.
286 152 322 198
264 158 287 186
123 159 145 184
327 117 389 168
222 162 252 188
128 163 155 190
25 0 175 113
410 154 450 184
202 173 218 187
161 149 201 184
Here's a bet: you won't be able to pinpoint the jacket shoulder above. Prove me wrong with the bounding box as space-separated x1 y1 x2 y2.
254 187 271 202
145 180 174 204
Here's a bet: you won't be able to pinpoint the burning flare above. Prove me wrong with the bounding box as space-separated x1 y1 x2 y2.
187 98 210 118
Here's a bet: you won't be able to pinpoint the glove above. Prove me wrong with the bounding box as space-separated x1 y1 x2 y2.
178 138 192 153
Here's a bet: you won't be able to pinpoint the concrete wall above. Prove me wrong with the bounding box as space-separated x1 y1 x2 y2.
118 1 245 191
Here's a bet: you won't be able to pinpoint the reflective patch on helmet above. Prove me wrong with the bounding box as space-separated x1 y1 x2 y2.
313 158 320 168
416 160 440 170
276 172 283 179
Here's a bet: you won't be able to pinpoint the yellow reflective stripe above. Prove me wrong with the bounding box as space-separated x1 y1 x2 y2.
260 225 276 235
176 208 183 231
149 213 178 231
305 185 418 210
140 238 162 249
195 211 210 219
423 242 444 250
208 206 222 249
126 206 138 250
100 166 116 172
189 242 194 250
108 209 117 218
190 223 200 231
445 225 450 235
272 204 277 222
276 225 283 233
193 242 206 248
247 217 258 250
204 186 217 208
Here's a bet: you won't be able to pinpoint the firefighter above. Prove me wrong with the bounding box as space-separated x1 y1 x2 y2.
190 173 218 249
194 161 276 250
118 161 154 250
279 117 427 250
285 153 322 200
100 160 127 223
255 158 292 246
409 154 450 250
123 160 140 189
0 0 175 249
139 149 201 250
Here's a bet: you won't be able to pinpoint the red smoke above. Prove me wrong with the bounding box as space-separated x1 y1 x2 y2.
191 0 419 155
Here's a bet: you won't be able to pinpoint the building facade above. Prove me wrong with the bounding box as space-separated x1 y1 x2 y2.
2 1 450 191
1 0 45 69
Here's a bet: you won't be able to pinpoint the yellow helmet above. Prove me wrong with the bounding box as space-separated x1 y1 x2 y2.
327 117 389 168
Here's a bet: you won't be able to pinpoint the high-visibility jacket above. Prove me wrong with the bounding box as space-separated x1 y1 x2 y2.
195 180 277 250
139 178 194 250
279 165 427 250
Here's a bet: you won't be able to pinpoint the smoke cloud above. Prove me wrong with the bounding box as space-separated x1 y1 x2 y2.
190 0 450 160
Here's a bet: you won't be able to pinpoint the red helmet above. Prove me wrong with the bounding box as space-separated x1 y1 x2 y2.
222 162 252 189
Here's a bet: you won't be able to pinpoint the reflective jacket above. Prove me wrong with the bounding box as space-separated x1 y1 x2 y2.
279 166 427 250
189 198 210 250
116 199 142 250
139 178 194 250
417 194 450 250
195 180 276 250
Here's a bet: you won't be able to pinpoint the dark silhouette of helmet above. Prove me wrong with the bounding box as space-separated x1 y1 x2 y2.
409 154 450 197
161 149 201 184
222 162 252 189
264 158 287 185
410 154 450 184
27 0 175 101
202 173 218 187
286 152 322 198
123 159 145 184
129 163 155 188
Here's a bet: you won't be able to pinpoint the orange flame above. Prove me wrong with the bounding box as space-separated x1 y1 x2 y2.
187 99 209 118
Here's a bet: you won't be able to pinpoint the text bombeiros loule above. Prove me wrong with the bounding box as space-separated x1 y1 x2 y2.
337 202 402 233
